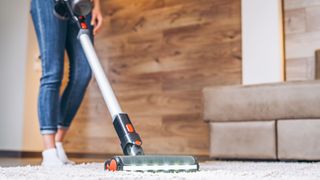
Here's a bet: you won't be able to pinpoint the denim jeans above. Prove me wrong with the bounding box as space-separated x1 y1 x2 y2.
30 0 93 134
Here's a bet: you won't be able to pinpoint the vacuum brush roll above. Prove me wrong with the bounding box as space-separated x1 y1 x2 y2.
105 155 199 172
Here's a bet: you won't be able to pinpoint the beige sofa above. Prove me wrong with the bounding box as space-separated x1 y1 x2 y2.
203 81 320 160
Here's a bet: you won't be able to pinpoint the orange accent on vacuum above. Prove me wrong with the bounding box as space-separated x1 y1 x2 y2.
109 159 117 171
135 140 142 146
126 124 134 133
80 22 87 29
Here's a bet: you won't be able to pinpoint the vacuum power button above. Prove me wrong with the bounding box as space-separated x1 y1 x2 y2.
126 124 134 133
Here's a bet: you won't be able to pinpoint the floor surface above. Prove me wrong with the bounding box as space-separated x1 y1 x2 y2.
1 157 320 180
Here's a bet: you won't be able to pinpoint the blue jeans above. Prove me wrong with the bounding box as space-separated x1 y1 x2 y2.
30 0 93 134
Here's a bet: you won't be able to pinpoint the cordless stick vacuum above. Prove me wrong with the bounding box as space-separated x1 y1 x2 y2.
53 0 199 172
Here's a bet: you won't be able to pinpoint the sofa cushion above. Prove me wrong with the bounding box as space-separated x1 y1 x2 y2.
203 80 320 122
209 121 277 159
278 119 320 160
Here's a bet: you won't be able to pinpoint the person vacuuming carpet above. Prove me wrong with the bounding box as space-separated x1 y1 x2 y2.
30 0 103 166
29 0 199 172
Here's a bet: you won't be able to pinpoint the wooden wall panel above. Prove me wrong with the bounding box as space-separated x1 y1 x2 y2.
64 0 241 156
284 0 320 81
284 0 320 10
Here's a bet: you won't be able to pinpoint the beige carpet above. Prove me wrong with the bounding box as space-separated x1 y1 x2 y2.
0 161 320 180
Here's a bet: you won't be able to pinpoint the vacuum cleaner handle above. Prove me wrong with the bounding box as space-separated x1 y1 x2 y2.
78 30 123 118
78 29 144 156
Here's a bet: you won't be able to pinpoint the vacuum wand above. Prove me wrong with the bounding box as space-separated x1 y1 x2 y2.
79 29 199 171
78 29 145 156
78 31 122 118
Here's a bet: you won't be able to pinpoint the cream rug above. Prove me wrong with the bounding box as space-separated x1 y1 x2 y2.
0 161 319 180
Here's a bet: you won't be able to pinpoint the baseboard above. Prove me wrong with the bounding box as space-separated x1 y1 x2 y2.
0 150 22 158
0 150 112 159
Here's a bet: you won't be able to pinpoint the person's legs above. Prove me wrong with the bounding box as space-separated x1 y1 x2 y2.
30 0 67 166
56 15 93 140
54 15 93 163
55 128 67 142
43 134 56 149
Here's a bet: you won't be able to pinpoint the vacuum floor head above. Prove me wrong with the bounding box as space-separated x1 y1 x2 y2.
105 155 199 172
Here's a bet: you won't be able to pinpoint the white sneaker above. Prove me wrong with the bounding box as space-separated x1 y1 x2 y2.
41 148 64 167
55 142 75 165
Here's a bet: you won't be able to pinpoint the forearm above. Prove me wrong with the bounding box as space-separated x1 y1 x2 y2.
92 0 101 8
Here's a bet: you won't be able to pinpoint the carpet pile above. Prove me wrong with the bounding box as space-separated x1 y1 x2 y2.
0 161 319 180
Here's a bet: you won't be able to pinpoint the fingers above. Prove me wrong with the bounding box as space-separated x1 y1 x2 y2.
93 14 103 35
91 12 96 26
90 10 103 36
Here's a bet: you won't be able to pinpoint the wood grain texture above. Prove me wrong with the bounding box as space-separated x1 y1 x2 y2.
64 0 242 156
284 8 306 34
284 0 320 10
286 57 315 81
306 6 320 32
284 0 320 81
286 31 320 60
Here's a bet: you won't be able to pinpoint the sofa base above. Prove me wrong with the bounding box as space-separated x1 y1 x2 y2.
209 120 320 160
278 119 320 161
209 121 277 159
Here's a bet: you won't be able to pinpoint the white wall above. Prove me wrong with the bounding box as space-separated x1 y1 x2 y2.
242 0 285 85
0 0 30 150
23 14 43 151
